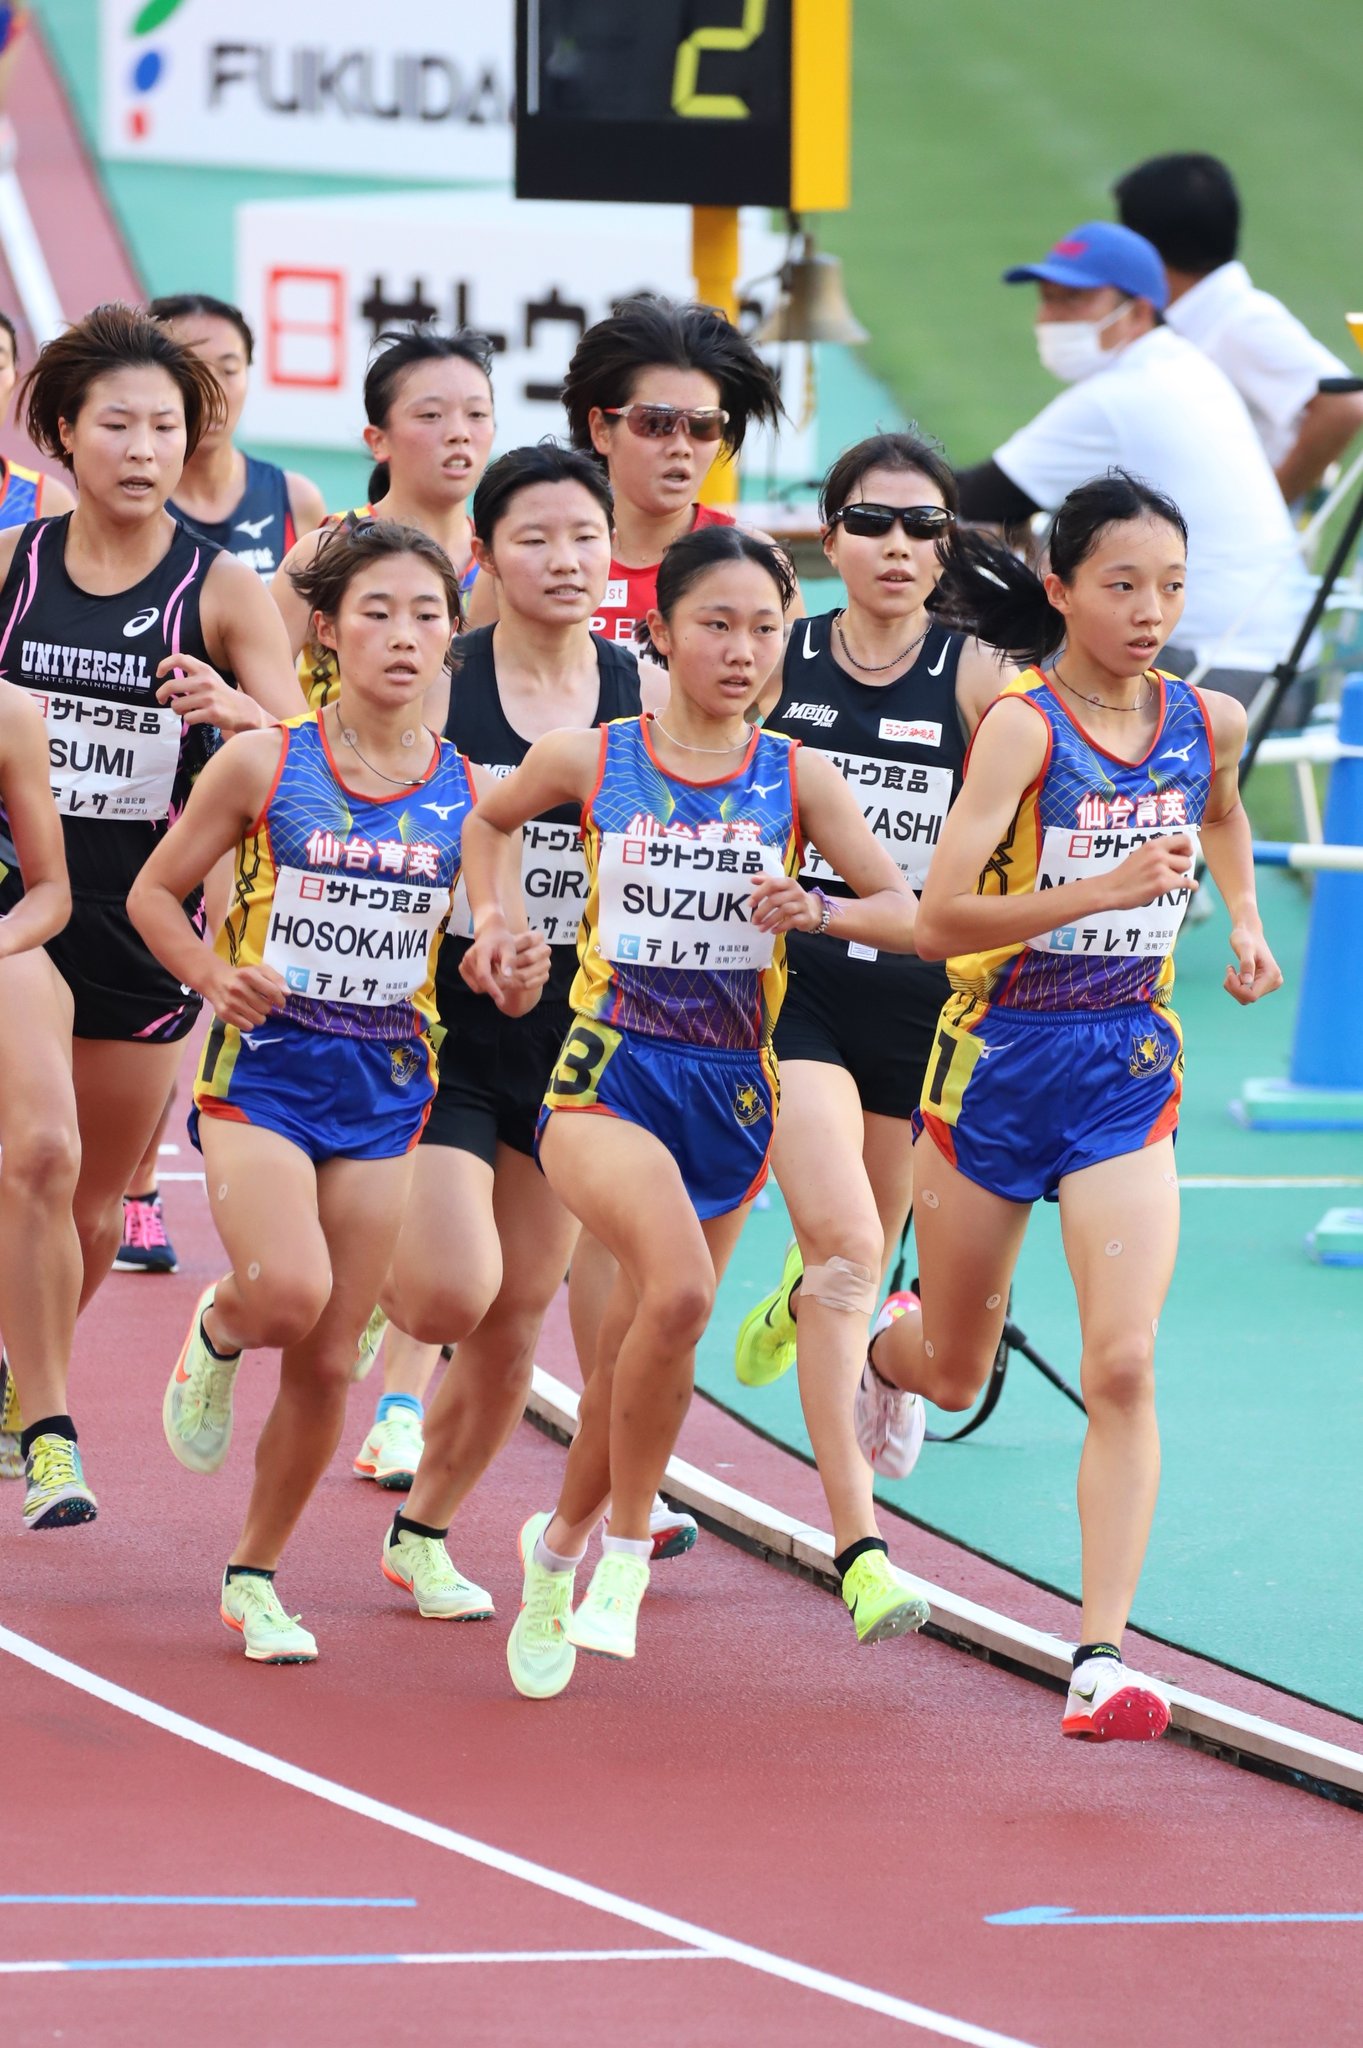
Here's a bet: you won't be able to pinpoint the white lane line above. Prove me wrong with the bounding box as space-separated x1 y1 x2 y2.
0 1948 716 1976
1178 1176 1363 1190
0 1625 1037 2048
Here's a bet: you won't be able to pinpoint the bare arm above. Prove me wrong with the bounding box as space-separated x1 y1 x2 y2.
1197 690 1284 1004
286 470 327 539
954 637 1025 738
460 761 549 1017
269 525 328 660
464 572 500 630
750 747 917 953
127 730 288 1028
199 553 306 725
1275 388 1363 504
35 472 77 518
914 699 1197 960
0 685 69 955
461 730 599 939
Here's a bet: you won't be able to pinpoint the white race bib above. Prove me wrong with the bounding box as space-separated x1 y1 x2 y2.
597 830 783 972
264 866 448 1007
1027 823 1201 958
447 818 587 947
36 690 181 822
802 750 953 891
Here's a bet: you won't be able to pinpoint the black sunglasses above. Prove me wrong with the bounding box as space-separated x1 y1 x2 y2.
830 503 955 540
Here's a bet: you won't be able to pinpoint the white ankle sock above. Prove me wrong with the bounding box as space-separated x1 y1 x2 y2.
602 1533 652 1560
533 1532 584 1573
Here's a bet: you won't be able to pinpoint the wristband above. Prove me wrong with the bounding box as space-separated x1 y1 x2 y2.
809 887 834 936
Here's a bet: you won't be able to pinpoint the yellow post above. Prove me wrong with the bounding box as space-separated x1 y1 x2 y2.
692 204 740 506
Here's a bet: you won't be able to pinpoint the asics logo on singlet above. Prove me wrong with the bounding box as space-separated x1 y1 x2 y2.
234 515 275 540
781 703 836 726
123 606 160 638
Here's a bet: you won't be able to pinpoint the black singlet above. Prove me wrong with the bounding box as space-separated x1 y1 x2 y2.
169 453 296 579
440 624 642 1007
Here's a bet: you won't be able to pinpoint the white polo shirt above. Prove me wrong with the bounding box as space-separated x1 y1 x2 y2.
1164 261 1349 470
993 326 1312 668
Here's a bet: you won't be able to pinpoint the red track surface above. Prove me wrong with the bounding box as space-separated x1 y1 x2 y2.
4 1056 1363 2048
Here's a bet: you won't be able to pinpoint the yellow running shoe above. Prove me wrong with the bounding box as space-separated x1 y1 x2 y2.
506 1512 578 1701
0 1354 23 1480
352 1304 388 1383
841 1549 931 1646
733 1240 803 1388
23 1433 97 1530
163 1286 242 1475
220 1571 317 1664
352 1408 423 1489
567 1549 650 1660
381 1525 494 1620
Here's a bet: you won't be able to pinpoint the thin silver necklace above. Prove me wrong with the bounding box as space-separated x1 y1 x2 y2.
334 709 434 786
835 610 929 674
1051 659 1154 714
652 716 749 755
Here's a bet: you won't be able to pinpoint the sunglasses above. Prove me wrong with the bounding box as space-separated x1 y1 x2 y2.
830 503 955 540
601 403 731 442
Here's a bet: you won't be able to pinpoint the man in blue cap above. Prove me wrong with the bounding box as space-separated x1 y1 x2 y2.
957 219 1313 719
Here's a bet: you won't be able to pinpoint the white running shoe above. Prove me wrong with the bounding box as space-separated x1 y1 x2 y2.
381 1526 494 1620
352 1408 424 1489
854 1293 926 1480
567 1550 650 1661
506 1512 578 1701
648 1497 698 1561
219 1572 317 1664
1062 1655 1171 1742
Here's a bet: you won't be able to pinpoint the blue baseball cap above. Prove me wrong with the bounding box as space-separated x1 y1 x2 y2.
1003 220 1169 311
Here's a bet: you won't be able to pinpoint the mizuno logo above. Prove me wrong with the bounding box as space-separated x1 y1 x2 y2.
1163 741 1196 763
782 702 836 727
422 801 463 821
750 780 781 798
234 515 275 540
241 1033 283 1050
123 606 160 638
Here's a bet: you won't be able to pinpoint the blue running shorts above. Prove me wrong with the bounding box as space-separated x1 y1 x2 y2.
191 1016 435 1164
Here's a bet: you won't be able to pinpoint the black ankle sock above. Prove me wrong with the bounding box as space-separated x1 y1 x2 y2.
835 1536 888 1580
125 1187 158 1205
200 1313 237 1363
20 1414 76 1458
1073 1640 1122 1671
225 1564 275 1584
392 1510 448 1543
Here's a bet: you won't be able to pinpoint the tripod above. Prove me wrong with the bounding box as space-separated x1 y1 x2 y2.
886 1234 1085 1445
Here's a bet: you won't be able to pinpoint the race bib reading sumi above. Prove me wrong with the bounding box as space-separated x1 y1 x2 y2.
264 866 449 1007
597 831 784 972
37 691 181 822
802 750 952 892
1027 823 1201 959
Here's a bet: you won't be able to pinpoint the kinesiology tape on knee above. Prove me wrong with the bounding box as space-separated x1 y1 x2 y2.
800 1257 876 1315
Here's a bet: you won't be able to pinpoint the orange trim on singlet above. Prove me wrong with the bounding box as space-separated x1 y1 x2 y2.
1042 667 1169 771
246 726 292 840
638 711 761 791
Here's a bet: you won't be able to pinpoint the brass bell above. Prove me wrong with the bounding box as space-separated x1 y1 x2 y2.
752 233 868 346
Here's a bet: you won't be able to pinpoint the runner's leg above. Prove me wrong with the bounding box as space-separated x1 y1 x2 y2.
0 952 80 1422
69 1038 186 1309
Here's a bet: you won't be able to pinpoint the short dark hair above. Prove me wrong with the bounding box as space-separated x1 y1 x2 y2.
21 302 226 473
147 292 255 364
364 327 496 500
472 441 613 543
639 523 795 667
0 310 17 369
289 517 465 650
931 469 1188 667
1112 154 1240 275
562 294 783 459
819 429 959 525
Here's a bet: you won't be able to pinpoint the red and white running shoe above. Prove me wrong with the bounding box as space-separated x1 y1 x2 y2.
854 1292 927 1480
1062 1655 1171 1742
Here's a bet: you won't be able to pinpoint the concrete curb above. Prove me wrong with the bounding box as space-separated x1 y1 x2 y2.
528 1365 1363 1803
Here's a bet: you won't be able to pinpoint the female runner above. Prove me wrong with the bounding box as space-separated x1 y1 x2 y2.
734 433 1019 1638
0 304 302 1482
862 471 1282 1740
362 443 650 1617
461 523 919 1700
273 329 495 710
128 520 548 1662
111 292 327 1279
0 311 75 525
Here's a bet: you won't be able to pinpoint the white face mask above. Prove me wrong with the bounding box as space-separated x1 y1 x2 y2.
1035 298 1134 383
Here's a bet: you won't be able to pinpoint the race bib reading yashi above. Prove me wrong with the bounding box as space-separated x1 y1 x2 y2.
597 831 785 972
37 691 181 821
1027 823 1201 958
802 750 953 892
264 866 448 1006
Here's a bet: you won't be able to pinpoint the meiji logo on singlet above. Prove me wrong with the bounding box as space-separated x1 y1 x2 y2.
1075 790 1186 831
781 702 837 727
879 717 942 746
20 640 151 691
123 606 160 638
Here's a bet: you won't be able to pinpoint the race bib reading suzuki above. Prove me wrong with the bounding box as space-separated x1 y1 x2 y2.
597 831 784 971
37 691 181 821
1027 823 1201 958
802 751 952 891
264 866 448 1007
